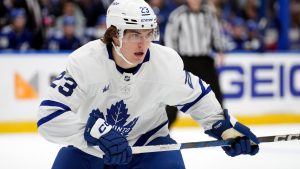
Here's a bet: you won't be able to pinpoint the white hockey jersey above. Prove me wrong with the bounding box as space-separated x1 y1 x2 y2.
37 39 224 158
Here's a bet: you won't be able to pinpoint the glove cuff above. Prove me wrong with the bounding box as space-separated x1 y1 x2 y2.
90 118 112 139
204 109 233 140
84 115 113 146
205 109 260 145
204 118 232 140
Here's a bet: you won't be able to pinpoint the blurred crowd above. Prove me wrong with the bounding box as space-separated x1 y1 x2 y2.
0 0 300 52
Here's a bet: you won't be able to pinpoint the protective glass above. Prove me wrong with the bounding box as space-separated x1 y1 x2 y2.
122 27 160 43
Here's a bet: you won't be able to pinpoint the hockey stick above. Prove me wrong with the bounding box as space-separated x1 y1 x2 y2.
132 133 300 154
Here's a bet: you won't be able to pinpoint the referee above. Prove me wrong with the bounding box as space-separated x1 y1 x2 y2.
164 0 227 127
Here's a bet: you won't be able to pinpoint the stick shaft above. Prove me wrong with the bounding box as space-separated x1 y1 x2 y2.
132 133 300 154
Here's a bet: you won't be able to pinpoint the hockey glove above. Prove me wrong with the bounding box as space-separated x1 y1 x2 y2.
205 109 259 157
84 111 132 165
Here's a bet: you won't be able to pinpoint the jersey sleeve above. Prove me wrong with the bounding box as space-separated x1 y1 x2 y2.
163 52 224 130
37 55 96 152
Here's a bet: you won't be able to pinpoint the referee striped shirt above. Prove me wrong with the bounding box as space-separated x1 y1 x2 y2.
164 4 226 57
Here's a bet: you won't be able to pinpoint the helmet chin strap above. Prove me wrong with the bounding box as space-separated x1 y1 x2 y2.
112 38 134 66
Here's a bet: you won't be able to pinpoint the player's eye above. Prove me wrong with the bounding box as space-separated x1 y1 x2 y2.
130 33 141 40
145 32 154 40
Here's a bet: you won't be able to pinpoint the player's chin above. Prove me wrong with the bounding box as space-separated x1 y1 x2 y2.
132 59 144 65
133 55 145 63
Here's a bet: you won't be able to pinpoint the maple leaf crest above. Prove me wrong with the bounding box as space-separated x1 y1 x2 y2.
104 100 139 136
90 109 105 119
106 100 129 125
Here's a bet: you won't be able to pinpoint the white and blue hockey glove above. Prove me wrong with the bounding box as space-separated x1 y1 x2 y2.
205 109 260 157
84 111 132 165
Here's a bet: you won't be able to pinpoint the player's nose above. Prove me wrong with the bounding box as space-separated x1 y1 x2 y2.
137 40 147 48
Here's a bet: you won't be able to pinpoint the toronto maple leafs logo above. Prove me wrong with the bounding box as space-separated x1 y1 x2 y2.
92 100 138 137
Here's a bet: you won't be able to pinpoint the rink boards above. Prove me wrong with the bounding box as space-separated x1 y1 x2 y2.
0 52 300 131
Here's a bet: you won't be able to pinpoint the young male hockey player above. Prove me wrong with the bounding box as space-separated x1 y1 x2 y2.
37 0 259 168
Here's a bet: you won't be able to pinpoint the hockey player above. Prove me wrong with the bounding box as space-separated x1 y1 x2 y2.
37 0 260 168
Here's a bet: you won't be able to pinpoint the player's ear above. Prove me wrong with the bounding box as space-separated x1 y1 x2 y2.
112 35 120 47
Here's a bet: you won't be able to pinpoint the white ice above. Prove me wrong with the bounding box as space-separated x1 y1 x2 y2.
0 124 300 169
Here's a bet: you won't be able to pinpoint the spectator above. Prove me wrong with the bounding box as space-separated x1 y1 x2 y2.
39 0 63 18
263 0 279 51
0 1 9 29
0 8 33 51
244 20 264 52
289 0 300 50
82 15 107 44
244 0 259 21
229 17 248 51
39 0 57 40
55 0 86 37
210 0 225 20
44 16 81 51
11 0 43 49
148 0 177 45
78 0 107 27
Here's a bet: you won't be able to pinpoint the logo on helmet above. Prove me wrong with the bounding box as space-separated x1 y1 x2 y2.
141 18 153 22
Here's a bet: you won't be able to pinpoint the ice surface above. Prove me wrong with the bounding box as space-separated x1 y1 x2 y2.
0 124 299 169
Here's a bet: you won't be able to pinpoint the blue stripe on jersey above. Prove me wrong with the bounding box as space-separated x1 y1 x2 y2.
40 100 71 111
199 78 206 91
133 120 168 146
37 100 71 127
180 79 212 113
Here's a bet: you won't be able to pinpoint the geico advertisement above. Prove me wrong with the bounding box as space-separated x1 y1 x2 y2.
219 53 300 115
0 53 299 121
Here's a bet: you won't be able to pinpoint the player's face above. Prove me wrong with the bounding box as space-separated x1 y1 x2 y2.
120 29 154 66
